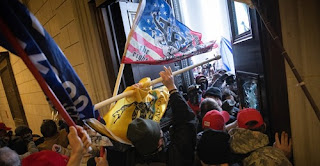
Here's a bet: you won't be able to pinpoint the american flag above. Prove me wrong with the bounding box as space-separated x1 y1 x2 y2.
0 0 97 120
122 0 216 64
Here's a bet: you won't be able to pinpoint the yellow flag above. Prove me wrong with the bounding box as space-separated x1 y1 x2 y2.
102 77 169 144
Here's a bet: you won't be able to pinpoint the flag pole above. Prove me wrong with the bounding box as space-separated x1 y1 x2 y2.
108 0 144 107
0 18 76 127
112 64 125 97
109 63 125 110
94 55 221 110
150 55 221 85
249 0 320 121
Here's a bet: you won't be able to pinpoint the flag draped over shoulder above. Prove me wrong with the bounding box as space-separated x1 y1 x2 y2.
0 0 96 119
102 78 169 144
122 0 216 64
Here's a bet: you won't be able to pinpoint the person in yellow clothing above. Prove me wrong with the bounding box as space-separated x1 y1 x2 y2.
37 120 69 151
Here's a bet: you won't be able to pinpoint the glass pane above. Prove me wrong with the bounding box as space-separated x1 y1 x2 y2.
242 79 259 109
233 1 250 35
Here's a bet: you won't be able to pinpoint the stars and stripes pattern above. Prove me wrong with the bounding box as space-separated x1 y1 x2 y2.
122 0 216 64
0 0 96 119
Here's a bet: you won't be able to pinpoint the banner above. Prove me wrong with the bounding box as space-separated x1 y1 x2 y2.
122 0 216 64
0 0 96 119
220 37 235 74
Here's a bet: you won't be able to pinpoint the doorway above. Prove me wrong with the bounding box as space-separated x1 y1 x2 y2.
0 52 28 127
90 0 291 164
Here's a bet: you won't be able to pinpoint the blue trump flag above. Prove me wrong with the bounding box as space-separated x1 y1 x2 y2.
0 0 96 119
220 37 235 74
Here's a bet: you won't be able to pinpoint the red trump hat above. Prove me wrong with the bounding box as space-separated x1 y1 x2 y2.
237 108 264 129
202 110 230 131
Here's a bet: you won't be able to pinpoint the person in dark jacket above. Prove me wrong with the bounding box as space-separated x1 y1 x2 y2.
196 129 233 166
203 87 222 107
187 84 204 115
127 66 197 166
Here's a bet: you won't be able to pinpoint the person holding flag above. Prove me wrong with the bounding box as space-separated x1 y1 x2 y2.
125 66 197 165
108 0 217 106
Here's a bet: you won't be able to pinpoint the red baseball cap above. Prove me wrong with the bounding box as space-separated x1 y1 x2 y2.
237 108 264 129
22 150 69 166
0 122 11 131
202 110 230 131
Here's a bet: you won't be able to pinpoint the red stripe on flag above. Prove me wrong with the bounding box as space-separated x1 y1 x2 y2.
127 44 155 61
190 30 203 45
122 57 134 63
131 32 165 58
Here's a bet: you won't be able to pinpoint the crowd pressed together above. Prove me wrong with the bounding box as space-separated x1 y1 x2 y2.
0 67 292 166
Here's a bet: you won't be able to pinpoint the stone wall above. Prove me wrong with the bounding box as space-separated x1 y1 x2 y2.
279 0 320 165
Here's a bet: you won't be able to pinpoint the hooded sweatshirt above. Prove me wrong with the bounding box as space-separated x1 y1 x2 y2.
229 128 292 166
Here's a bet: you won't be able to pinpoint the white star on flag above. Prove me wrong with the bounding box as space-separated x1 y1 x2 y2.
163 11 167 15
161 4 165 8
143 27 146 31
147 19 150 23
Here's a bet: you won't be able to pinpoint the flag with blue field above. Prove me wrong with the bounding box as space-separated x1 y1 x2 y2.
122 0 216 64
0 0 96 120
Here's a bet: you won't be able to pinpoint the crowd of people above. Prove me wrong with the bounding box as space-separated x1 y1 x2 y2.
0 121 93 166
0 67 292 166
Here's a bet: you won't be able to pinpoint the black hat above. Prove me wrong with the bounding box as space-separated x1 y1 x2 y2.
204 87 222 100
15 126 32 136
187 85 202 94
197 129 231 165
226 74 236 85
222 99 236 112
127 118 161 155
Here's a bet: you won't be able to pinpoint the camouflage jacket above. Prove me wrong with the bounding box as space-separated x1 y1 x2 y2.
229 128 292 166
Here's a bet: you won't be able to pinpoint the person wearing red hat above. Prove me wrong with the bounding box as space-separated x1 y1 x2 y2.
0 122 12 148
0 122 11 137
0 122 11 130
228 108 292 166
237 108 265 131
197 98 222 132
202 110 230 131
195 111 235 166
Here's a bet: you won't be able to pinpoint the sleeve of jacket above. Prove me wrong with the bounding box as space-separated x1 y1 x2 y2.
169 92 196 125
167 92 197 166
19 141 38 159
